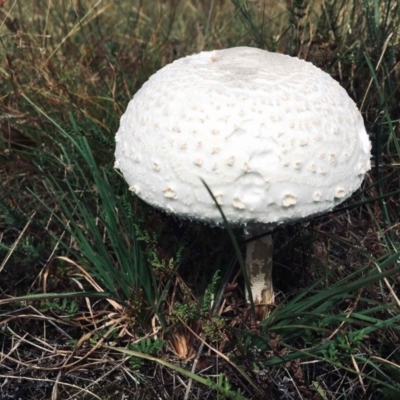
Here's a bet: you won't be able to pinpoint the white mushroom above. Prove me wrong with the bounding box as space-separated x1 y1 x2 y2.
115 47 371 320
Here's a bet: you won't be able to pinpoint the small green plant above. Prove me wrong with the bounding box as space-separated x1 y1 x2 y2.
201 270 220 316
128 338 165 370
40 298 79 316
203 316 226 343
207 373 246 400
19 235 45 264
322 342 341 365
171 296 199 324
150 253 176 279
337 329 366 354
90 328 120 345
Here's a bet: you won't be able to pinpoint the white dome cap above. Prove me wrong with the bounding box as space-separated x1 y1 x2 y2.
115 47 371 228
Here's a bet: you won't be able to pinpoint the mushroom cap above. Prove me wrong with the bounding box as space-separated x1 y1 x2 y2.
115 47 371 228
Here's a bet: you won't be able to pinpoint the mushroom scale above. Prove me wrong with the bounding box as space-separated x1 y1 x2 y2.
115 47 371 228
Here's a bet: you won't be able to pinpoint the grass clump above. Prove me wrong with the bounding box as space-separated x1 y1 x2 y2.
1 0 400 398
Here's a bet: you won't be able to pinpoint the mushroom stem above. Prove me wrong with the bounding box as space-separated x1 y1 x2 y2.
245 228 274 320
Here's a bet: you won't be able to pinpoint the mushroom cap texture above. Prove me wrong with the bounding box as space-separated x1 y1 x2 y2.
115 47 371 228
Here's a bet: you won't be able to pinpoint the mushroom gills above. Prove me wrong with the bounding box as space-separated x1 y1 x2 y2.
245 228 274 320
